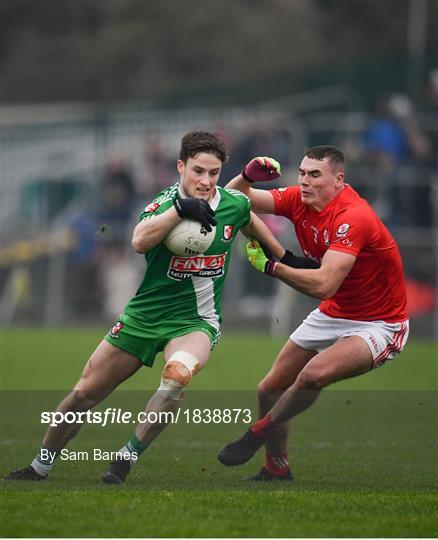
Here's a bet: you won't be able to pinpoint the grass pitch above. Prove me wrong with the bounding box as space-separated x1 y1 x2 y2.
1 329 437 537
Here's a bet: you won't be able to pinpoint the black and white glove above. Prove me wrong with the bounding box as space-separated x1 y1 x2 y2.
280 250 320 269
259 242 320 270
173 195 217 232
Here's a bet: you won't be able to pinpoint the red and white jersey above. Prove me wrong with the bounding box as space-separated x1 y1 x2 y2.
270 184 408 323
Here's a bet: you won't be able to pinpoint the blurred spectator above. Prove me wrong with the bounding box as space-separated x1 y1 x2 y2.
221 119 291 183
100 240 141 322
98 157 136 240
363 96 409 206
141 134 176 197
416 68 438 227
221 121 291 311
425 69 438 170
67 207 102 317
363 94 431 225
389 94 432 226
95 156 140 321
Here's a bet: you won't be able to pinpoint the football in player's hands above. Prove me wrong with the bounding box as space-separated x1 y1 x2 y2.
173 195 217 231
242 157 281 183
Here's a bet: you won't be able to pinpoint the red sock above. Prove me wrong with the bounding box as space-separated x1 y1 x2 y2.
251 413 275 438
266 452 289 477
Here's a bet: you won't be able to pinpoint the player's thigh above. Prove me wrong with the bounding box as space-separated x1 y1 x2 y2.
300 335 373 388
163 331 212 372
75 340 143 397
260 339 317 391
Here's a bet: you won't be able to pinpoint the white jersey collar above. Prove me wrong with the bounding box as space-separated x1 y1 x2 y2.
209 187 221 210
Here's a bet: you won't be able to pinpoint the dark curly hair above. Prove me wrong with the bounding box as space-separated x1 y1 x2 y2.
179 131 228 164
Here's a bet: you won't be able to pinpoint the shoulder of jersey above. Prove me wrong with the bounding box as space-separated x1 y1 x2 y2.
338 186 370 212
222 187 250 202
277 185 296 193
143 183 178 211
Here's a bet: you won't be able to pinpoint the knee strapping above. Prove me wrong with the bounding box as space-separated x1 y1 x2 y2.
157 351 200 401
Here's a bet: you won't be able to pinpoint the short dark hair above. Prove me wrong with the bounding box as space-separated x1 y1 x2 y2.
179 131 228 164
305 145 344 170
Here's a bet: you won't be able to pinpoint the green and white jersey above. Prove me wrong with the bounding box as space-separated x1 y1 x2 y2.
125 183 251 332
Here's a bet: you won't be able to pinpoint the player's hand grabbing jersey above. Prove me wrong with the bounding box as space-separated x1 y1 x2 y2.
270 184 408 323
125 184 251 332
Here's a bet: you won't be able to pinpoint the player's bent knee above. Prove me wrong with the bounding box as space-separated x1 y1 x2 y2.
257 384 275 398
62 389 95 412
257 384 282 410
157 351 200 401
258 377 289 394
295 368 326 390
258 382 275 400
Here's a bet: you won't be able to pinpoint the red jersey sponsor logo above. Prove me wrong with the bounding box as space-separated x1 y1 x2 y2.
341 238 353 247
323 228 330 246
168 254 227 280
144 202 160 213
336 223 350 237
222 225 234 241
110 321 124 338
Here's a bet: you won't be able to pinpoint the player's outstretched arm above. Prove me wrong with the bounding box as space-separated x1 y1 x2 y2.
226 157 280 214
243 223 321 271
274 249 356 299
242 212 285 260
247 242 356 299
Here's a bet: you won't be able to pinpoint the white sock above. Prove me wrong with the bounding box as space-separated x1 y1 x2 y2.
118 444 139 466
31 448 58 477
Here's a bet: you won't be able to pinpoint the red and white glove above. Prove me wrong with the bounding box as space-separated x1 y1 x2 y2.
242 157 281 183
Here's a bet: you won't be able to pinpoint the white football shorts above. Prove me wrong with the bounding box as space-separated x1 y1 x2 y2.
290 308 409 367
